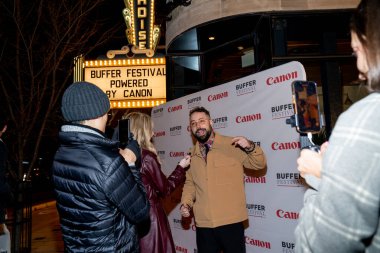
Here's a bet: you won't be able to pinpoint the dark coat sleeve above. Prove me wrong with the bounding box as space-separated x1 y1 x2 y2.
104 157 150 224
142 151 186 198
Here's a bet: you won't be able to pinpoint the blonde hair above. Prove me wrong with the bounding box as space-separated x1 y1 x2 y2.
123 112 158 158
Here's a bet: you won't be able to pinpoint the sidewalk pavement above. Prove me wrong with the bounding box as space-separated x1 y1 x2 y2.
32 200 64 253
32 200 57 211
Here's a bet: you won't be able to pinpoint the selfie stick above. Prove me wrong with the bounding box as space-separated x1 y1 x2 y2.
286 115 322 153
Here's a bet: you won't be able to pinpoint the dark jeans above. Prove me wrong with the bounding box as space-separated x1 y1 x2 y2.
196 222 246 253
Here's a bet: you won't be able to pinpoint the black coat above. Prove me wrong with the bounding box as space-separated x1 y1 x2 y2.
52 125 149 253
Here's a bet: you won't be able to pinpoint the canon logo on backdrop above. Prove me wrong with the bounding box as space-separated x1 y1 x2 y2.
175 245 188 253
276 209 299 220
208 91 228 102
245 176 266 184
153 131 165 137
245 236 271 249
271 141 300 150
236 113 262 123
168 105 183 112
169 151 185 157
266 71 298 85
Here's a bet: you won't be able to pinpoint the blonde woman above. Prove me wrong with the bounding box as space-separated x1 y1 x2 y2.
123 112 191 253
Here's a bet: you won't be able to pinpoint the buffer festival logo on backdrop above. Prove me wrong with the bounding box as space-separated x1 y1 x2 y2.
169 125 182 136
247 203 266 218
173 218 185 230
281 241 295 253
172 217 195 231
271 103 294 120
157 150 165 161
187 96 202 109
152 107 164 118
276 172 305 187
212 116 228 129
235 79 257 96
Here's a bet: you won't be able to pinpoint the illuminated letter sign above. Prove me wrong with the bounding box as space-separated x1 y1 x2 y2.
83 58 166 109
123 0 160 57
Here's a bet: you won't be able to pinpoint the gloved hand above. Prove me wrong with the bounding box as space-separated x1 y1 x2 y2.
125 138 141 161
178 155 191 168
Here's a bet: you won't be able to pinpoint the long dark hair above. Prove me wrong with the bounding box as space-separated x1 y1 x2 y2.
351 0 380 91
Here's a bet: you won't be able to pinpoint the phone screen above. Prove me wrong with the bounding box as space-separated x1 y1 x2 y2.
118 119 130 148
292 81 321 133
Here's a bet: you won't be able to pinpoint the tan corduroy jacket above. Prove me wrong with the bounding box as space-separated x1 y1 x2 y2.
181 132 266 228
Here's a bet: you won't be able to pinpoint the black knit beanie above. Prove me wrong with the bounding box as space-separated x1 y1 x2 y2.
61 82 110 122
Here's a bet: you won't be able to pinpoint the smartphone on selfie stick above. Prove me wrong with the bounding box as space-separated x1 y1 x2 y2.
286 80 325 151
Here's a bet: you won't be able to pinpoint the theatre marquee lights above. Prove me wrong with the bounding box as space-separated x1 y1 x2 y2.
72 0 165 109
73 56 166 109
122 0 160 57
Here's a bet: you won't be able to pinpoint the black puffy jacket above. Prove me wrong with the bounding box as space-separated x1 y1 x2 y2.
52 125 149 253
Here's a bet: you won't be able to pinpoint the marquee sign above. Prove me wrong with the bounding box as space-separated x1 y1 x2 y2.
123 0 160 57
82 58 166 109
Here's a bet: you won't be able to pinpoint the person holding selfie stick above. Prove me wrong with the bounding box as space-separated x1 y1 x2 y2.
122 112 191 253
295 0 380 252
52 82 149 252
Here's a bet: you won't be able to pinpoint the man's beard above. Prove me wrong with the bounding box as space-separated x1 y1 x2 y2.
192 128 212 143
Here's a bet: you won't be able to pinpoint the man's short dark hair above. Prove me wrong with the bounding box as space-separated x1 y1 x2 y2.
189 106 211 118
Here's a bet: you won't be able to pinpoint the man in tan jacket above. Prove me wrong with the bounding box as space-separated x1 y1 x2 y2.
180 106 266 253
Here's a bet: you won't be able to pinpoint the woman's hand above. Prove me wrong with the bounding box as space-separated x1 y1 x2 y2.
297 142 328 178
179 155 191 168
297 149 322 178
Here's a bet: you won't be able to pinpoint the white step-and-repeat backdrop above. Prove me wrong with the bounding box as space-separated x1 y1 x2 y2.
151 61 307 253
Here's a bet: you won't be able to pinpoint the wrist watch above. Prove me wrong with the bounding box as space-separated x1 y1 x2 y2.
245 141 256 153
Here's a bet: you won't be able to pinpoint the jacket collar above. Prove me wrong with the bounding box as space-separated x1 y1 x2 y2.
193 131 220 157
61 123 106 138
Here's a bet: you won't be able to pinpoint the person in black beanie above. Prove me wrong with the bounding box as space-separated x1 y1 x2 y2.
52 81 149 253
